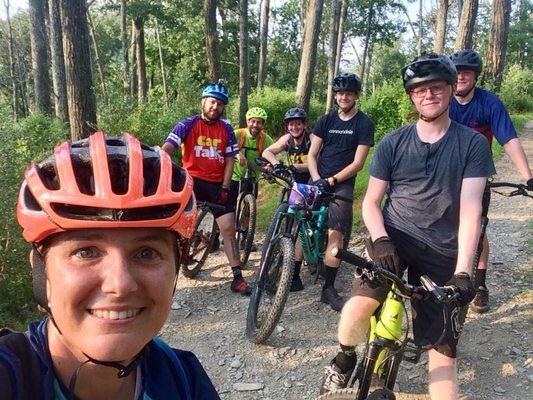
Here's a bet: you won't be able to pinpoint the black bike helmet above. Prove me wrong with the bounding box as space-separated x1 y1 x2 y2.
450 49 483 74
284 107 307 122
401 52 457 92
332 73 362 93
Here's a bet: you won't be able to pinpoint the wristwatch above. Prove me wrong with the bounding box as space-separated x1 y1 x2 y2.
330 176 338 186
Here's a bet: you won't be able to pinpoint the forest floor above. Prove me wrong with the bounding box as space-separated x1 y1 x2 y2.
161 121 533 400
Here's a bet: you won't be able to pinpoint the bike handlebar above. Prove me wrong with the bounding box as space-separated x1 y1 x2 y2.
487 180 532 198
331 247 459 303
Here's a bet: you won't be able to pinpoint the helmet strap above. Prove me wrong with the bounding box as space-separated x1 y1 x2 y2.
419 103 449 123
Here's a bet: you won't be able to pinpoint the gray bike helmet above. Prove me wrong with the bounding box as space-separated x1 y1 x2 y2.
401 52 457 92
450 49 483 74
332 73 362 93
284 107 307 122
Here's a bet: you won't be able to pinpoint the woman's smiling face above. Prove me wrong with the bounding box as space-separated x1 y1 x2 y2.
43 228 177 363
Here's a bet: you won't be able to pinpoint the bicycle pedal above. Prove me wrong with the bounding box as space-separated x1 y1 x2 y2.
402 349 422 364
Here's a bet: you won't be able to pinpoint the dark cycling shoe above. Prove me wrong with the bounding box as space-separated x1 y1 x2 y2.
471 286 489 314
290 275 304 292
319 360 352 394
209 236 220 253
321 286 347 312
231 278 252 296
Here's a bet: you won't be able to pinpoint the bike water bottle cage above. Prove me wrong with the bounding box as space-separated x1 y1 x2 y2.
288 183 321 210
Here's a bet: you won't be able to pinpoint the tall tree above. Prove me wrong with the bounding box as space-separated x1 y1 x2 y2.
134 17 147 103
48 0 68 123
61 0 97 139
434 0 449 54
204 0 221 81
29 0 52 114
257 0 269 90
121 0 129 98
455 0 478 50
360 3 374 85
417 0 423 55
334 0 348 77
484 0 511 89
3 0 18 121
326 0 341 113
88 11 107 104
155 16 169 109
238 0 250 127
295 0 324 111
130 19 137 99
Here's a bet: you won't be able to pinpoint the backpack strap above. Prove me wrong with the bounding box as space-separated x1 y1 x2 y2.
256 131 266 155
152 338 192 400
236 128 247 151
0 328 44 400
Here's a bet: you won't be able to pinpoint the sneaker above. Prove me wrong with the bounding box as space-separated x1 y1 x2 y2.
231 278 252 296
471 286 489 314
319 360 352 394
321 286 348 312
290 275 304 292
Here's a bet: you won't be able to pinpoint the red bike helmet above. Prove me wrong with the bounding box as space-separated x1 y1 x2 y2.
17 131 197 244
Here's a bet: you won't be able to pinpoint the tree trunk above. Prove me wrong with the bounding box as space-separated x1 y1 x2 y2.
360 5 374 87
417 0 423 55
484 0 511 90
155 18 169 109
130 19 137 99
334 0 348 77
364 40 374 95
238 0 250 128
48 0 68 123
295 0 324 111
326 0 341 113
434 0 449 54
134 17 147 103
204 0 221 81
4 0 18 121
455 0 478 51
29 0 52 114
257 0 269 90
61 0 97 140
121 0 129 98
87 11 107 104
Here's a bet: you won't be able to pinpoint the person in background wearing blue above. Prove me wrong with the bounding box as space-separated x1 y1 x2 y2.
0 132 220 399
449 49 533 313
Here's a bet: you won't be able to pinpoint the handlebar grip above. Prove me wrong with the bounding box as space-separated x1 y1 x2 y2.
332 247 370 268
420 275 445 302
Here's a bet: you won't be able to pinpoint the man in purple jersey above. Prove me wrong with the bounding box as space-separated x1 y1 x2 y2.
449 49 533 313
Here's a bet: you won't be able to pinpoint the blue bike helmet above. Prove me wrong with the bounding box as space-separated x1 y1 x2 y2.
201 80 229 104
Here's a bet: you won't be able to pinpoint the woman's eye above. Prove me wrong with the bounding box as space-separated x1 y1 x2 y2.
137 248 160 260
74 247 97 259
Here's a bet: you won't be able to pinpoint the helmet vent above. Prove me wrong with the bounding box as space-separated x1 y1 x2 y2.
71 152 96 195
171 164 186 193
23 186 42 211
143 154 161 196
37 162 60 190
109 156 129 195
50 203 180 221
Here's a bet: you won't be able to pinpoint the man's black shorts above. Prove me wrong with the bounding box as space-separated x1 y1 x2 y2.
192 177 235 218
325 182 354 234
351 226 464 358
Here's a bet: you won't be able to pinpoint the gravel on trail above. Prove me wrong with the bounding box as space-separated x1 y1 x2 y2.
160 121 533 400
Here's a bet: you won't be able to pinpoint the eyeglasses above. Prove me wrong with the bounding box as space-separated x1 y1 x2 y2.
410 84 448 98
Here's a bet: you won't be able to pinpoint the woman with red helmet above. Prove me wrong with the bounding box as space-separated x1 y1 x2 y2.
0 132 219 399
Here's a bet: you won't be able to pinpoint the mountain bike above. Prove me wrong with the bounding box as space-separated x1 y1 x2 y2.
246 161 351 344
180 201 223 278
316 247 460 400
235 168 258 266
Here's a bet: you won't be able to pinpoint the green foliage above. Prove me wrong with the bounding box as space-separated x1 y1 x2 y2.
359 81 414 141
228 86 325 137
498 64 533 114
0 114 65 328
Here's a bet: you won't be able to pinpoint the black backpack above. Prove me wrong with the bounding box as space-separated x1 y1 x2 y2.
0 328 44 399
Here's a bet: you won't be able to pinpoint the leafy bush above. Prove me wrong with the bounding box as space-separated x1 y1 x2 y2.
227 86 325 138
499 64 533 113
0 114 66 328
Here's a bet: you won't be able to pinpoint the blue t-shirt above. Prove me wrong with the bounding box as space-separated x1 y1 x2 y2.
449 87 517 149
0 319 220 400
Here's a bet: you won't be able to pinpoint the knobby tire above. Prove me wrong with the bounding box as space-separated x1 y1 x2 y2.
236 193 257 266
181 208 215 278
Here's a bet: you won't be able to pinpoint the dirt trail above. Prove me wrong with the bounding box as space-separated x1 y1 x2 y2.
161 122 533 400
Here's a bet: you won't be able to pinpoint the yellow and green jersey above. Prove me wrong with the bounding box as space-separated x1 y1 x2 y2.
232 128 274 182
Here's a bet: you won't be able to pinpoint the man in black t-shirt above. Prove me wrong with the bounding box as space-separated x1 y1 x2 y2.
320 54 494 399
308 73 375 311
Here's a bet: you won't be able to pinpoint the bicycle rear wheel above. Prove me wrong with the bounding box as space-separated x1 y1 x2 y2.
315 388 358 400
236 193 256 265
246 235 294 344
181 208 216 278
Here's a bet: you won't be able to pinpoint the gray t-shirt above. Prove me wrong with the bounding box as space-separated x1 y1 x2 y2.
369 121 496 257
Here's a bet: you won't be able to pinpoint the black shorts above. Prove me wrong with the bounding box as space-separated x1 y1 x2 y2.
192 177 235 218
351 227 463 358
326 183 354 234
482 184 491 217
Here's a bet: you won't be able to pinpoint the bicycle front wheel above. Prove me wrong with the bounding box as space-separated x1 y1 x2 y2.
236 193 257 266
181 208 216 278
315 388 358 400
246 235 294 344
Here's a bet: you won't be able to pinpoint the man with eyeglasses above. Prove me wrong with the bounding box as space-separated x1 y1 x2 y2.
320 53 495 399
449 49 533 313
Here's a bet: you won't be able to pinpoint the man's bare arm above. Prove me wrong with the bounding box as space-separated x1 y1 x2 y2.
308 134 322 181
362 177 389 241
503 138 533 181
